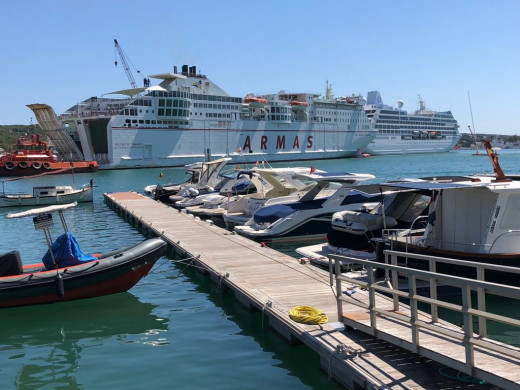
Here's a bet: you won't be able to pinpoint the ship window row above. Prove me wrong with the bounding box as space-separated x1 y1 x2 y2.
206 113 231 118
378 129 457 136
316 109 358 116
131 98 152 107
107 103 126 109
270 107 291 114
193 102 238 110
375 124 454 131
156 120 189 126
124 108 138 116
378 115 454 123
150 90 242 103
158 99 190 108
270 114 291 121
125 119 157 124
191 94 241 103
377 118 453 126
157 108 190 117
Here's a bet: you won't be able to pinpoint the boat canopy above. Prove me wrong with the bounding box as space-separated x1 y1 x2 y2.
294 172 375 183
106 87 145 97
148 73 187 81
381 181 488 193
7 202 77 219
145 85 168 92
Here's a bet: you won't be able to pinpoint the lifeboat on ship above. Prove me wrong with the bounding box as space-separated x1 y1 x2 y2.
345 97 356 104
0 134 98 177
244 97 268 108
289 100 309 111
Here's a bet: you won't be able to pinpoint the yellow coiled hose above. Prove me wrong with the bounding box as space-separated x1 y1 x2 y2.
289 306 328 325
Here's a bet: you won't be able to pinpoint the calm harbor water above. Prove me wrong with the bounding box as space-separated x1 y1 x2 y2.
0 150 519 389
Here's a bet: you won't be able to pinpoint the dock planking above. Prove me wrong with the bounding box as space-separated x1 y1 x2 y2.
104 192 514 389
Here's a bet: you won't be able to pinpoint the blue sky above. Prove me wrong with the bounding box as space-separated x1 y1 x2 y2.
1 0 519 134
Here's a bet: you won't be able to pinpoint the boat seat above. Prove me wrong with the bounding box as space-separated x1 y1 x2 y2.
0 250 23 277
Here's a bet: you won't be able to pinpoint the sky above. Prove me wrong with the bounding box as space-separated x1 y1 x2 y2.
1 0 519 134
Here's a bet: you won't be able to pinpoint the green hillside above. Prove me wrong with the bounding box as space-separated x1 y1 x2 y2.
0 125 41 152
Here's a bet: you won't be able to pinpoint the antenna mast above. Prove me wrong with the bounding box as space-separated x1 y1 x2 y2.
467 91 480 155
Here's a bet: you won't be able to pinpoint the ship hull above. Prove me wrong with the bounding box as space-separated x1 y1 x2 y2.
0 161 98 177
365 137 459 156
101 124 376 168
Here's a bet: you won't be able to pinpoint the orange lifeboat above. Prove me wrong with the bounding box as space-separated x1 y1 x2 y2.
345 97 355 104
289 100 308 111
244 97 268 108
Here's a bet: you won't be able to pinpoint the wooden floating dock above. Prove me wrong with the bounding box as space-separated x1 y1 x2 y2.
104 192 518 389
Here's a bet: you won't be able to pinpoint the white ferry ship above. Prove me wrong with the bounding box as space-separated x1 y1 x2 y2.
363 91 460 155
58 66 377 169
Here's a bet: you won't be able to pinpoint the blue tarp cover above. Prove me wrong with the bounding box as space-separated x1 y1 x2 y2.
42 233 98 270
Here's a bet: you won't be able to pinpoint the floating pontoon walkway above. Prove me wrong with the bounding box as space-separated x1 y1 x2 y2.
104 192 519 390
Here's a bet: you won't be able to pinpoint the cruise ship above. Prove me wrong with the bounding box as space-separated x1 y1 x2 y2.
55 67 377 169
363 91 460 155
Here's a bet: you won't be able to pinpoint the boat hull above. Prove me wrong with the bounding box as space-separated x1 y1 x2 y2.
0 186 94 208
0 161 98 177
102 125 376 169
0 238 167 308
365 137 460 156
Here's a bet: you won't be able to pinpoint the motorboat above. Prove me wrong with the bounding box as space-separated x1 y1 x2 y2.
222 167 323 228
183 170 260 219
0 177 94 208
295 175 493 268
326 186 431 250
144 161 203 200
174 168 255 209
0 202 167 308
233 175 379 244
164 158 235 204
0 134 98 177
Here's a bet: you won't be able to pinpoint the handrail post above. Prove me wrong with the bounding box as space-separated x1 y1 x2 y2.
429 258 438 323
391 253 399 312
367 264 377 334
329 255 334 287
461 283 475 373
476 267 487 337
334 257 343 322
408 274 419 352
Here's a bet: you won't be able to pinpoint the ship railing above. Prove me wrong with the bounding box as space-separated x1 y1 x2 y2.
383 222 496 254
328 251 520 376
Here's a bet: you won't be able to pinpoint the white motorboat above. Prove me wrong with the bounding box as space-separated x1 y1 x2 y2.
233 177 380 244
222 167 332 228
0 178 94 208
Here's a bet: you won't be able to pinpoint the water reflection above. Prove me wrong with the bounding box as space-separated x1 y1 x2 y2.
0 294 168 389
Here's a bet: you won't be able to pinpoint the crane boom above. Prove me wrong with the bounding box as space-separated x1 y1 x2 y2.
114 39 137 88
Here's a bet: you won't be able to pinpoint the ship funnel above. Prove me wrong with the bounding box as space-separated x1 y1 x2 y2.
397 100 404 109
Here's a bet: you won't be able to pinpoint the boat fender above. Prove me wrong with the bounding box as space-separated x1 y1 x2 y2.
43 162 51 170
55 272 64 299
89 163 95 169
32 162 41 169
4 161 15 170
18 161 28 169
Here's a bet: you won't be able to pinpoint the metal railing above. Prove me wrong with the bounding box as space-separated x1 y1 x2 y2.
329 250 520 374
